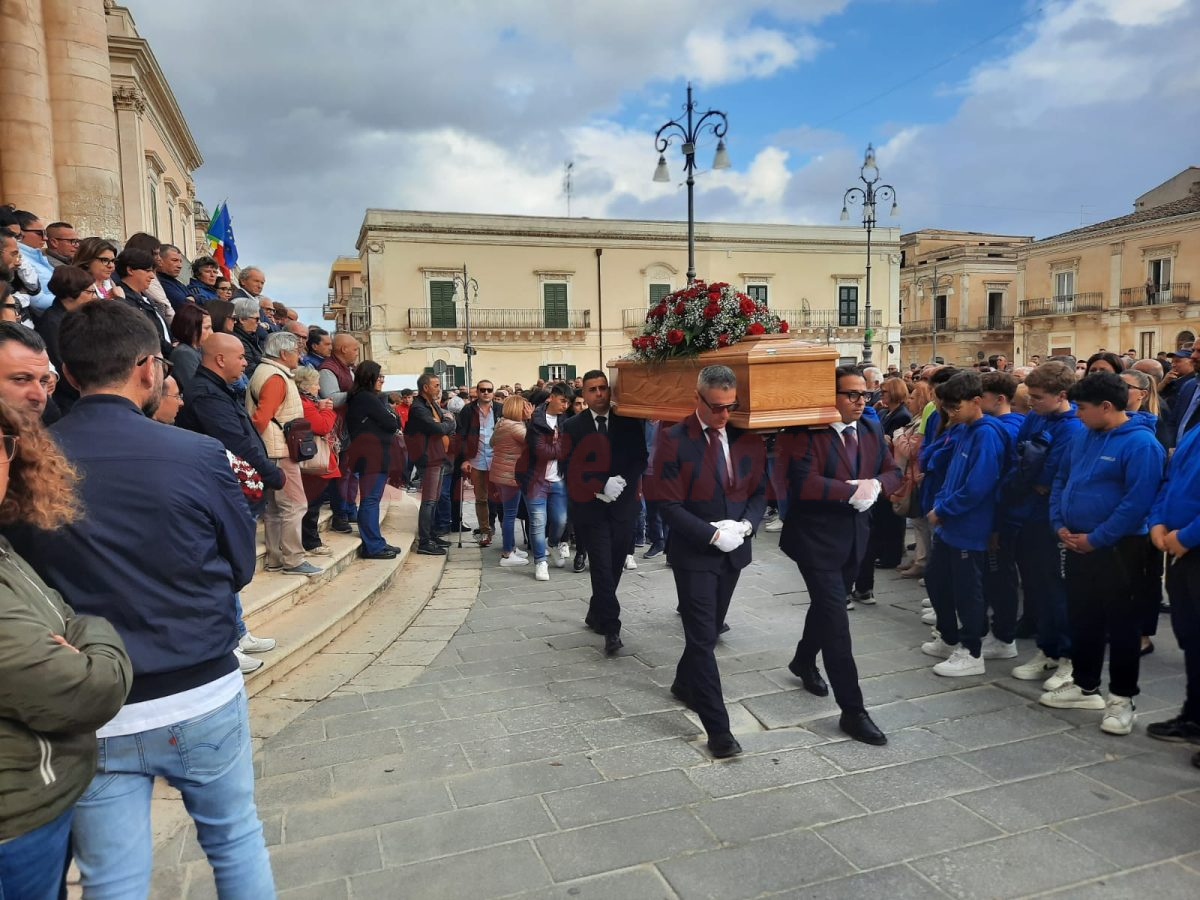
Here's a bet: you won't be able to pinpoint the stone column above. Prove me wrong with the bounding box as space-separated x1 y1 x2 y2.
43 0 124 237
0 0 59 217
111 81 145 235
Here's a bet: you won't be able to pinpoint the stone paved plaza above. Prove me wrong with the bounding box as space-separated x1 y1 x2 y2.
177 531 1199 898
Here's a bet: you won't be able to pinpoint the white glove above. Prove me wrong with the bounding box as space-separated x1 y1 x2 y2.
601 475 626 501
710 525 745 553
847 479 880 513
714 518 753 537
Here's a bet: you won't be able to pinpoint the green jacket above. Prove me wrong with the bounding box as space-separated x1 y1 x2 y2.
0 535 131 840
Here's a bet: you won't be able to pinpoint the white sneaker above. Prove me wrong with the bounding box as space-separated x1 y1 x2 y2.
234 648 263 673
553 542 570 569
764 519 784 533
934 647 986 677
921 610 937 625
1043 657 1075 691
921 597 932 609
917 577 926 587
624 554 638 570
238 633 276 653
1012 650 1059 681
500 554 529 567
1100 694 1136 735
981 635 1018 660
512 547 529 558
921 638 957 659
534 560 550 582
1039 682 1104 709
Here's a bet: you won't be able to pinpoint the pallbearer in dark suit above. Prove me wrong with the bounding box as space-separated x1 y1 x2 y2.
653 365 767 758
562 370 648 655
779 366 903 745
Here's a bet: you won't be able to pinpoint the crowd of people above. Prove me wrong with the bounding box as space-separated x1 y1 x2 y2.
2 195 1198 896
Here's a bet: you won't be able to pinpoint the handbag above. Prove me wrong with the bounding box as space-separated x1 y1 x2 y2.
273 417 317 463
299 431 332 473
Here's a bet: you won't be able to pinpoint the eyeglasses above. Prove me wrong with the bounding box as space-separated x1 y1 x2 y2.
0 435 17 462
837 390 869 402
478 387 494 393
1 302 19 311
82 287 98 297
21 229 45 238
698 395 740 414
54 237 81 246
137 355 174 376
96 256 116 265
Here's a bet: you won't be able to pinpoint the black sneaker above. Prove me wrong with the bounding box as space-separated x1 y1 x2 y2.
417 542 447 556
432 536 452 548
1146 715 1200 744
330 517 353 533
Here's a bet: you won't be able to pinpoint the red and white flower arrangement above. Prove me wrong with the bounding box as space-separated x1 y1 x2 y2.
226 450 265 503
629 279 788 361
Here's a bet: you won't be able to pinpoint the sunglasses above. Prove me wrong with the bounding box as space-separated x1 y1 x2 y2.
698 395 740 414
478 387 494 393
21 229 45 238
837 390 869 402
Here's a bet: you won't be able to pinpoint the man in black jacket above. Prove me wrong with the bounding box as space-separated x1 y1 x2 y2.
563 370 648 654
654 365 766 758
405 372 456 554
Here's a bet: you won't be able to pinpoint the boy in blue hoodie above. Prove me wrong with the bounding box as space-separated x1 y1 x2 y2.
980 372 1024 658
1043 373 1165 735
1147 412 1200 764
922 371 1010 676
1004 361 1084 691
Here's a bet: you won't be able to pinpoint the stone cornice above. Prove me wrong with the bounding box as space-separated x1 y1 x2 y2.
1024 209 1200 256
108 36 203 172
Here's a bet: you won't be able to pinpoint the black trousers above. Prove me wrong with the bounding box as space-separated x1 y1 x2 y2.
1134 536 1165 637
1064 535 1144 697
673 560 740 736
575 516 632 635
983 530 1020 644
1166 550 1200 721
302 479 338 550
793 556 865 716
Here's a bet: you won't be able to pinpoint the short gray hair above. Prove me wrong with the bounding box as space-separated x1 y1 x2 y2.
293 364 320 390
263 330 299 358
697 364 736 391
232 298 260 319
862 366 881 385
239 266 263 282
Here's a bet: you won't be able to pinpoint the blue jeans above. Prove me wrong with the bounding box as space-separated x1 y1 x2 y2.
233 592 247 639
927 535 987 656
72 690 275 899
357 471 389 554
499 483 522 553
527 480 567 563
645 499 669 546
0 805 73 900
334 465 359 522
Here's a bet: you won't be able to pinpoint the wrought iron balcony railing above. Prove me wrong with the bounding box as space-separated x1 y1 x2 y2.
1119 282 1191 308
1019 293 1104 317
348 311 370 332
407 307 590 330
901 317 957 335
621 306 883 330
974 315 1014 331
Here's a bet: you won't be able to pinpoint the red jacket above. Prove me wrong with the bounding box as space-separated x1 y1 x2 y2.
301 393 340 479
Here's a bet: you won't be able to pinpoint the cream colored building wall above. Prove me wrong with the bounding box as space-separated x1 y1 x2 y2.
355 211 900 384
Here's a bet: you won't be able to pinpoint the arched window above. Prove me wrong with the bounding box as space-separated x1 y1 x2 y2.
1176 330 1194 349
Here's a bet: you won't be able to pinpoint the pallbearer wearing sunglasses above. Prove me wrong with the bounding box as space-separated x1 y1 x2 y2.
775 366 902 747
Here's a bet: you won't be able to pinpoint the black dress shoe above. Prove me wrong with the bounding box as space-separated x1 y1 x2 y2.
1146 715 1200 743
840 711 887 746
604 633 623 655
787 659 829 697
707 732 742 759
669 682 695 709
432 536 452 547
385 544 403 553
643 541 665 559
416 542 447 556
584 615 598 633
1140 640 1155 656
360 547 399 560
719 622 731 634
330 517 353 533
573 551 587 573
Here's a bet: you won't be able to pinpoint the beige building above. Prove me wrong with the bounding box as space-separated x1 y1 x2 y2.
324 255 366 338
899 229 1032 367
0 1 202 253
348 210 901 385
1016 173 1200 363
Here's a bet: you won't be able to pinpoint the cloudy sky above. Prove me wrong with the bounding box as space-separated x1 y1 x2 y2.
130 0 1200 321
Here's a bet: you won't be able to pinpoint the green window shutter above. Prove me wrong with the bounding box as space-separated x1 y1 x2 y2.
543 283 568 328
454 366 466 387
423 366 435 375
565 364 577 381
649 283 671 305
538 365 550 381
429 280 457 328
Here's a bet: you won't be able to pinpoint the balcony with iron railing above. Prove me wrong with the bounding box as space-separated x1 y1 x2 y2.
971 315 1014 332
1119 282 1191 309
901 317 957 336
348 311 370 332
1018 292 1104 317
407 306 590 339
621 306 884 331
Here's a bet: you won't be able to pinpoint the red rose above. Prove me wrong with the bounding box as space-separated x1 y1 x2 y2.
666 328 685 345
674 300 686 315
739 297 756 315
649 303 667 319
649 335 659 347
747 322 765 335
703 303 719 319
707 290 721 301
717 333 730 347
779 320 789 333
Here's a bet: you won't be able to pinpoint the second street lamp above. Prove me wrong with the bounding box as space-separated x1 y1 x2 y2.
453 264 479 390
915 266 954 365
841 144 899 365
653 83 730 283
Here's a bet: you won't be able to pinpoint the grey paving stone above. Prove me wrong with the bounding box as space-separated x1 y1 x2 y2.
577 710 700 749
453 646 601 678
955 732 1112 782
497 696 621 734
605 686 687 716
507 867 676 900
1078 752 1200 801
776 864 946 899
461 724 593 769
955 770 1133 831
924 703 1072 750
277 879 349 900
816 798 1001 868
396 711 507 749
833 755 995 812
447 753 603 807
858 668 970 706
543 768 706 828
263 717 326 750
445 626 527 647
657 830 854 899
254 767 333 812
686 746 842 799
321 699 446 739
693 779 865 842
350 841 550 899
587 737 709 779
359 682 447 709
378 795 555 866
1057 797 1200 868
741 689 833 728
912 829 1115 898
535 809 715 882
438 668 560 699
282 779 452 843
814 727 965 772
295 692 366 720
911 683 1030 720
1046 862 1200 899
330 745 471 794
263 728 401 777
546 671 651 701
268 831 383 893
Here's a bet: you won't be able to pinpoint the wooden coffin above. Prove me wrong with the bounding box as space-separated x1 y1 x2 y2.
608 334 840 430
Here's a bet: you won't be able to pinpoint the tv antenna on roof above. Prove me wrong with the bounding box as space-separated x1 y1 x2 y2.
563 161 574 217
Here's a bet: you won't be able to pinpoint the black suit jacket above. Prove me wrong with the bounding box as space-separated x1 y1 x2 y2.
562 408 647 524
778 415 902 571
652 415 767 572
116 280 172 359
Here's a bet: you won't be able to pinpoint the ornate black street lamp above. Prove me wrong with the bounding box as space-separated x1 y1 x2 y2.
653 83 730 283
453 263 479 389
841 144 899 364
915 266 954 364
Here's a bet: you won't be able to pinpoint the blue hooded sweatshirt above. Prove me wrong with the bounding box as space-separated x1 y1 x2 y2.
1149 417 1200 548
919 415 960 515
1050 416 1165 548
993 411 1025 442
933 416 1010 551
1002 404 1083 526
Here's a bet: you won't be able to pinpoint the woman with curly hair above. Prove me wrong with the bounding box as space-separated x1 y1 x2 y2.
0 399 132 898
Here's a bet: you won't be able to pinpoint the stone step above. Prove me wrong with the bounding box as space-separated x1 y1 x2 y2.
240 495 417 698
